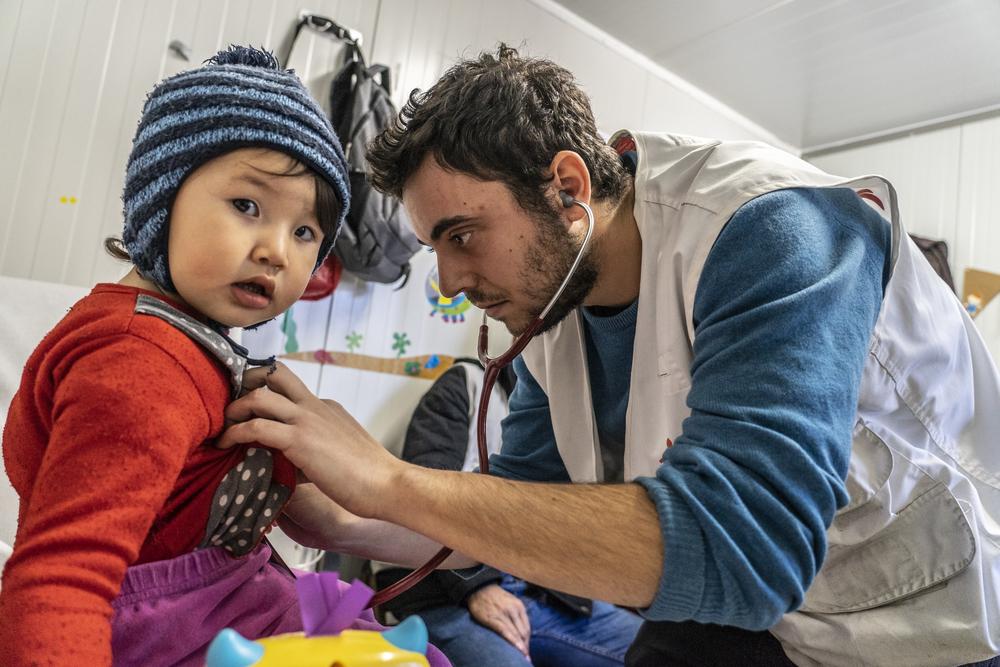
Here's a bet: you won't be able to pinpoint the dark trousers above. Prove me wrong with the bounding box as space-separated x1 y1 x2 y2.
625 620 795 667
625 619 1000 667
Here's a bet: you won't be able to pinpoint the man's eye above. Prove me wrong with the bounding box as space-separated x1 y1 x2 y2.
295 226 318 242
232 199 259 216
450 231 472 247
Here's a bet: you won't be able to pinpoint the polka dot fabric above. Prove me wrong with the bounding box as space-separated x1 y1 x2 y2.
201 447 290 556
134 294 292 556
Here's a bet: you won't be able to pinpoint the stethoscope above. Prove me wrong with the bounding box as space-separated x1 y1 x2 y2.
369 193 596 607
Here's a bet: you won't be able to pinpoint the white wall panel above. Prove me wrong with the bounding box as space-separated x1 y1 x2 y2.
29 0 124 285
640 72 769 142
368 0 775 143
0 0 25 96
88 0 203 287
0 0 84 279
78 0 162 288
517 6 649 138
809 127 963 254
955 117 1000 355
955 116 1000 281
807 116 1000 358
368 0 419 108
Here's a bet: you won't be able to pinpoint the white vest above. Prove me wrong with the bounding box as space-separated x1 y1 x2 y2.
459 362 509 473
521 132 1000 666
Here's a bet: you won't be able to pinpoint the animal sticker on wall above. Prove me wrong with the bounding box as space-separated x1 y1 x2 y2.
424 266 471 323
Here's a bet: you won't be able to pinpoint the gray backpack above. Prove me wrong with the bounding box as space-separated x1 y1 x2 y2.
285 15 420 286
329 42 420 285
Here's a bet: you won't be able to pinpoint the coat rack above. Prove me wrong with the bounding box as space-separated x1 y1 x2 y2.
281 11 363 68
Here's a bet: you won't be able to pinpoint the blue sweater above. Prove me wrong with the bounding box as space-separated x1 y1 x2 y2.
491 187 890 629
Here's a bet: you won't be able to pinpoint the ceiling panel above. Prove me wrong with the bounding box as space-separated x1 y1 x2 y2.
556 0 1000 150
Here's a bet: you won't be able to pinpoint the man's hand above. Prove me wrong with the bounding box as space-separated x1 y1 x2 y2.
467 584 532 658
223 367 663 609
218 362 404 519
277 483 356 550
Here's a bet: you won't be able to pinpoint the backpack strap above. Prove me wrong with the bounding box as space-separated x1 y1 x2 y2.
367 63 391 96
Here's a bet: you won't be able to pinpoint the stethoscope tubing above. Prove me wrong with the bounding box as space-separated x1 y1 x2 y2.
368 199 596 608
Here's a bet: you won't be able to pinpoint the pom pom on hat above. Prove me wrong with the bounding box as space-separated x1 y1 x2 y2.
121 45 350 293
208 44 282 69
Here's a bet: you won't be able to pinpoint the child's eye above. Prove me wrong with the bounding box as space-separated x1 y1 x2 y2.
232 199 259 216
295 225 318 242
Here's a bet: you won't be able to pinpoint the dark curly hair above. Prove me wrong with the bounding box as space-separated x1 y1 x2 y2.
367 44 629 219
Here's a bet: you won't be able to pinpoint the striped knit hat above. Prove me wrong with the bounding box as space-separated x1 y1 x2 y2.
121 45 350 292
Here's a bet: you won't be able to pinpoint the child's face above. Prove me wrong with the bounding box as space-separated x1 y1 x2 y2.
167 148 324 327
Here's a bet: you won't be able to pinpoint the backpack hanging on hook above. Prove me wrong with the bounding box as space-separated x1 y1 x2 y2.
285 14 420 288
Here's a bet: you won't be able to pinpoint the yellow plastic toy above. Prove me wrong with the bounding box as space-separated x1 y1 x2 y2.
206 572 435 667
206 615 430 667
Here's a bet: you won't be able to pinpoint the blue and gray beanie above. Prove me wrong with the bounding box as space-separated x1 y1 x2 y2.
121 45 350 293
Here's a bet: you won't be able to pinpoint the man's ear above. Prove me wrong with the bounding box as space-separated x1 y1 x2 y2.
548 150 592 218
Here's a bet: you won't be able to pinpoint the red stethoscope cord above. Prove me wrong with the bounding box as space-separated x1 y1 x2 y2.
368 198 595 609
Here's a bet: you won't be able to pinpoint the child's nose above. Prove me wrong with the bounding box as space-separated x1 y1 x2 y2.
251 230 288 268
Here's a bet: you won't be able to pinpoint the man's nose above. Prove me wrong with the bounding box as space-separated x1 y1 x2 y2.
436 257 474 299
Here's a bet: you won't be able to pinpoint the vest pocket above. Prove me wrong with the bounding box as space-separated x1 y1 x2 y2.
800 426 976 614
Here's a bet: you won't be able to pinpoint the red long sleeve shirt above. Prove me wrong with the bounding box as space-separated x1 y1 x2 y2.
0 284 285 665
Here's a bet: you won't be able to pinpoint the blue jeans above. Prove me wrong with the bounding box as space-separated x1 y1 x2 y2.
415 575 642 667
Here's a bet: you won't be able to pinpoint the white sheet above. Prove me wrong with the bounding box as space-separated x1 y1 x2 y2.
0 275 89 574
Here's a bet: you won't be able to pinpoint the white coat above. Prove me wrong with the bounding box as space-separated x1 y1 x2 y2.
521 132 1000 666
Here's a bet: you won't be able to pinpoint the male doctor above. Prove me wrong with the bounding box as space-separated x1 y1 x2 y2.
221 46 1000 666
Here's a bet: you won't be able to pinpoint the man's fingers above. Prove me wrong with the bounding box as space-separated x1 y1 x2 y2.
241 363 312 404
225 387 299 424
262 362 315 403
216 417 294 451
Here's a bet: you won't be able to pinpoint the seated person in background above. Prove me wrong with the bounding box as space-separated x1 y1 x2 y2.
375 359 642 667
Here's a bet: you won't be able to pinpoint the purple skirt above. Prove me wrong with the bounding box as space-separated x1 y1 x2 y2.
110 543 450 666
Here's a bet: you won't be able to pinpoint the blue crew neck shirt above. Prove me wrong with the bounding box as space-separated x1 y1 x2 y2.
491 186 891 630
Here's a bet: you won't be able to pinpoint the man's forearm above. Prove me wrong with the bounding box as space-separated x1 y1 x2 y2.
378 465 664 608
280 485 477 569
331 514 478 569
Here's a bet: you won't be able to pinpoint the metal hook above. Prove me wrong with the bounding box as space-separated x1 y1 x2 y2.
298 11 363 47
168 39 192 62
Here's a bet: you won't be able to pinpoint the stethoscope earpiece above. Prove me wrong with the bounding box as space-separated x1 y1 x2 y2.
375 190 597 611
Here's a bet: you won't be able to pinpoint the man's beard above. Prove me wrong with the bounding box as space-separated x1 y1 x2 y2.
520 205 598 335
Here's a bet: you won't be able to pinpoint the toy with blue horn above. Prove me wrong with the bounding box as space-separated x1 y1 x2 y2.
206 572 432 666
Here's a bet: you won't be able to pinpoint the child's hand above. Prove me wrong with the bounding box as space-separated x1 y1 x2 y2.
218 363 404 521
238 364 272 395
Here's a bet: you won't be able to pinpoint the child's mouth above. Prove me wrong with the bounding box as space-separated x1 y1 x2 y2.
237 282 266 296
232 282 271 308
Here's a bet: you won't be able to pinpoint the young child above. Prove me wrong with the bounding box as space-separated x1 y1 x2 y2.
0 46 352 666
